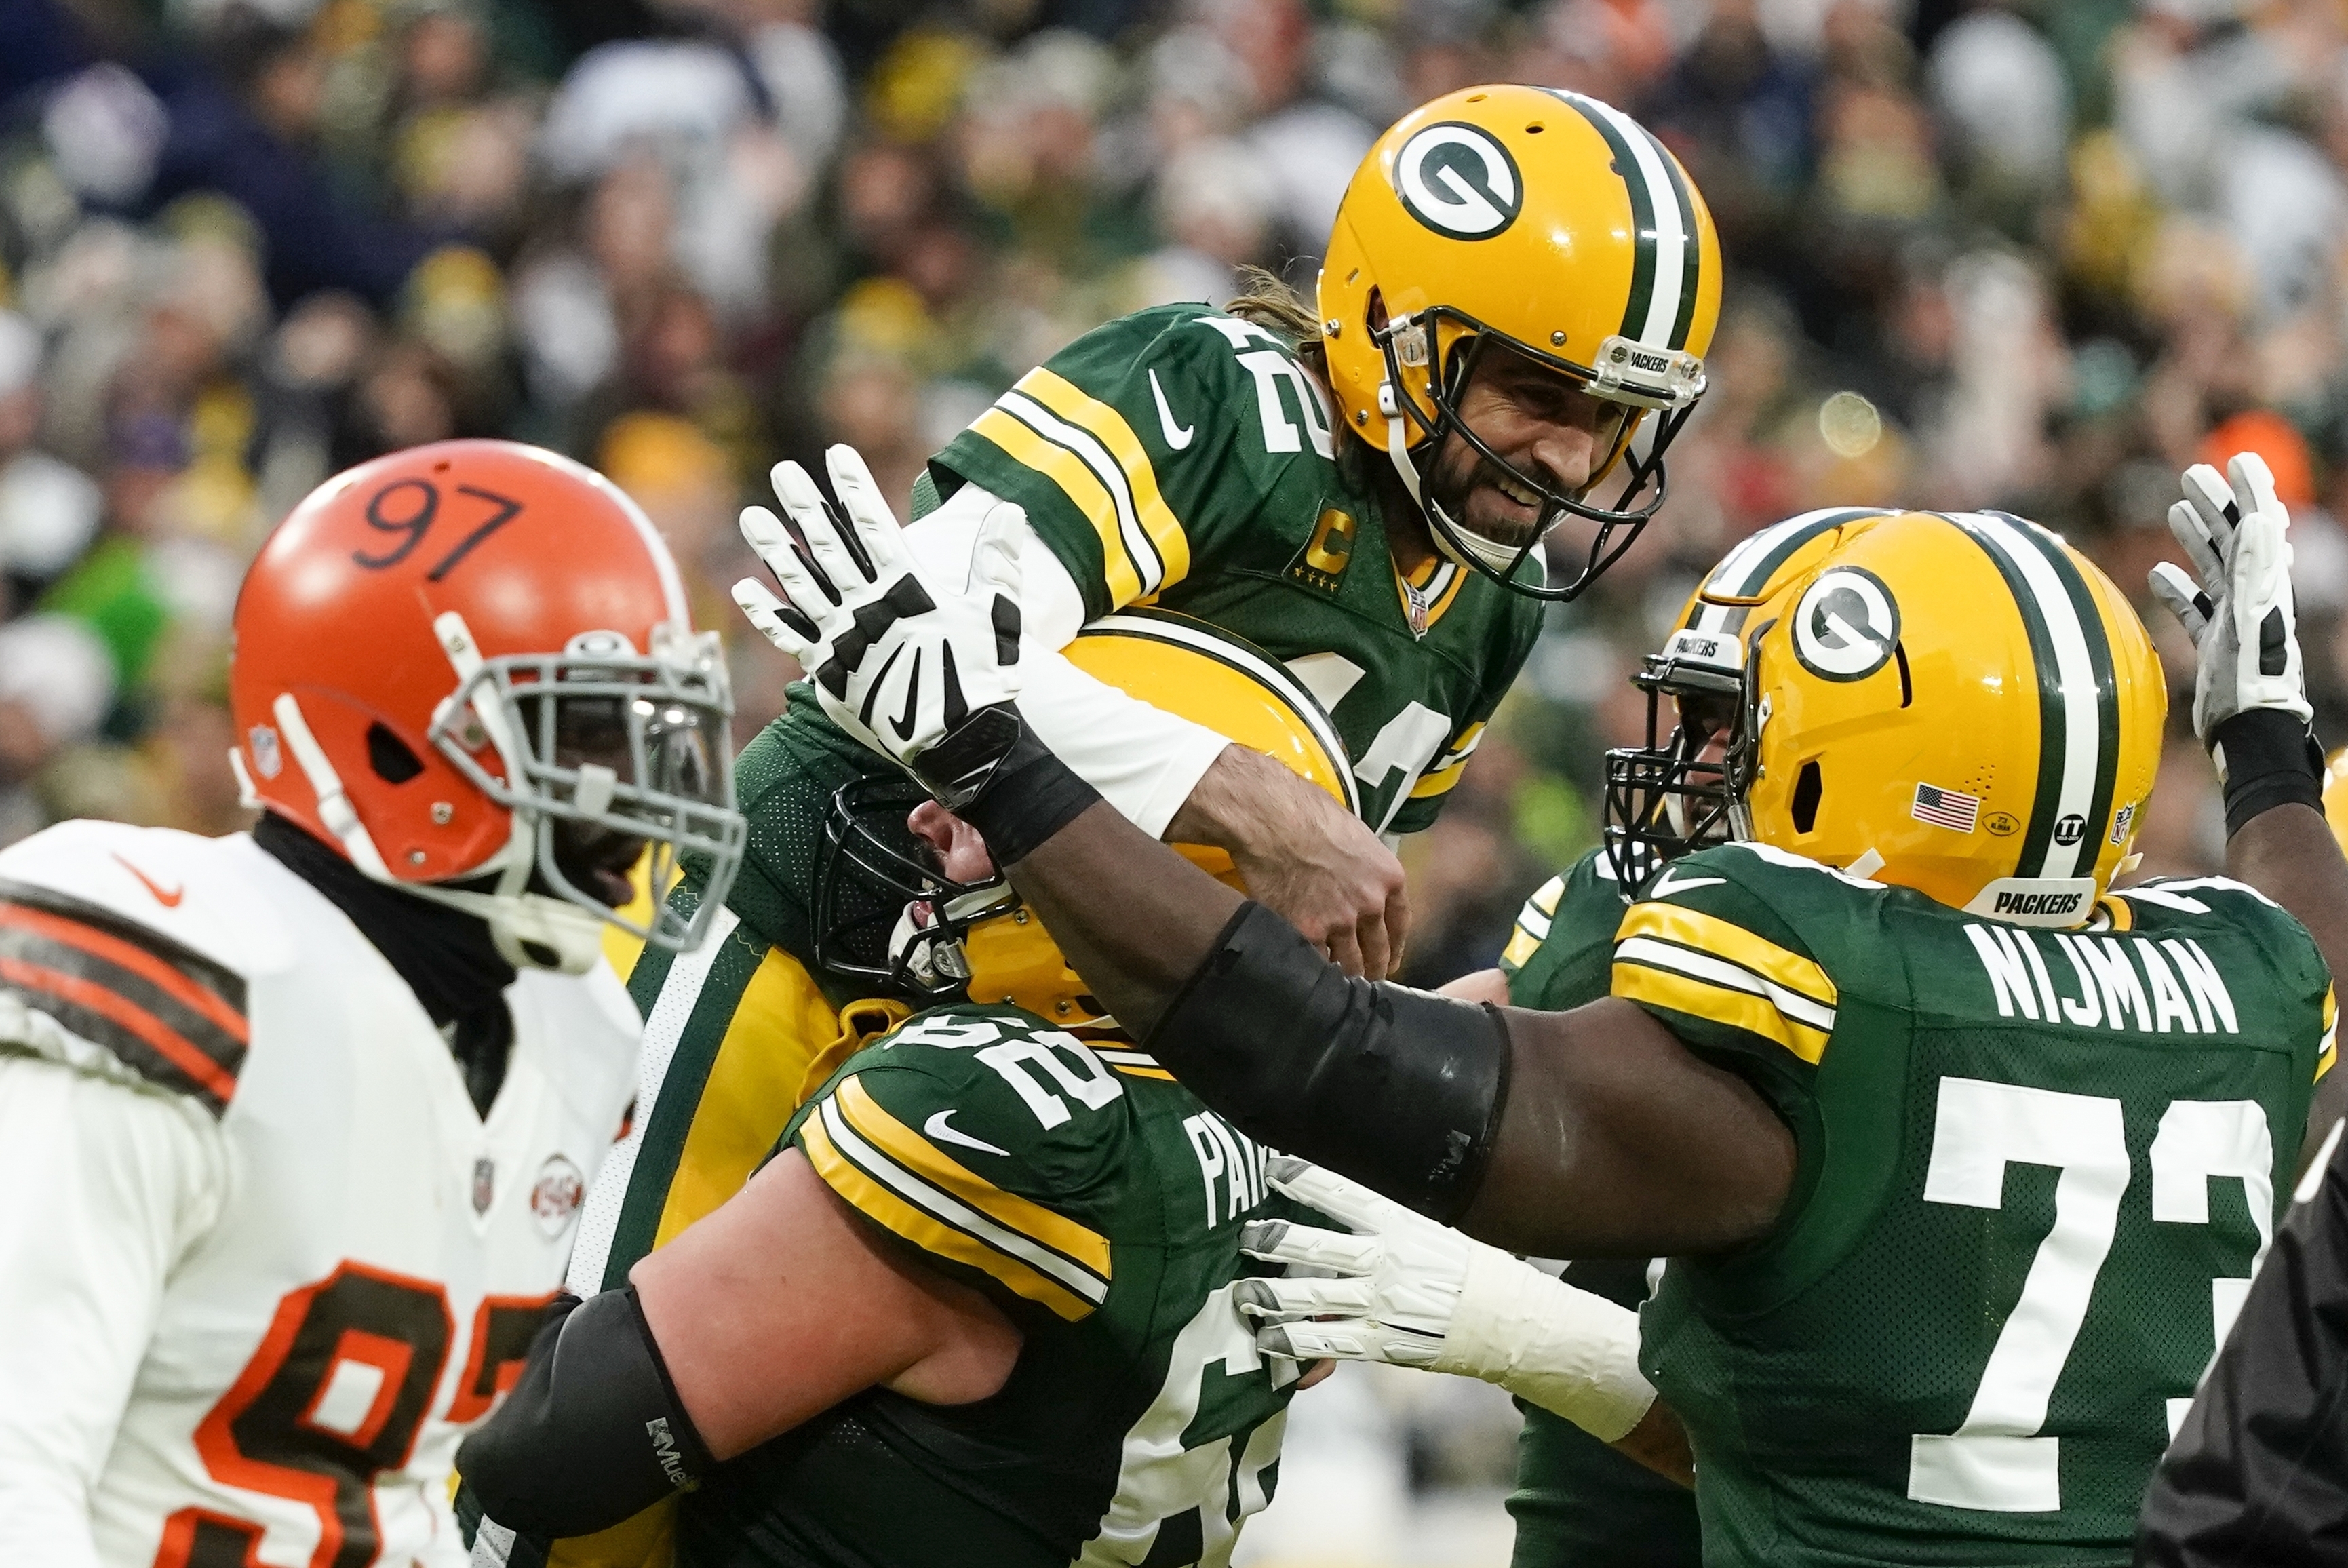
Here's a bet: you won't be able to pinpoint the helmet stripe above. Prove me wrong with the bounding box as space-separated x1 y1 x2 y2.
1691 508 1891 633
1085 611 1363 818
1546 92 1702 352
1941 513 2119 880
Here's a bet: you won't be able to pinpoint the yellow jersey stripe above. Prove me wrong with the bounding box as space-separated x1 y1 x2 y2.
1112 1064 1179 1081
801 1110 1093 1321
2096 894 2134 932
970 406 1143 606
2322 986 2338 1082
1613 959 1833 1064
834 1075 1112 1279
1529 871 1565 919
1500 926 1542 970
1410 722 1487 798
652 946 844 1251
1015 368 1190 591
1617 901 1837 1011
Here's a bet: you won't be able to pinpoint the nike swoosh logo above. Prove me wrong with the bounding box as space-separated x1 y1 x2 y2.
113 853 184 908
1149 369 1194 450
1649 868 1727 899
888 661 920 743
924 1110 1009 1157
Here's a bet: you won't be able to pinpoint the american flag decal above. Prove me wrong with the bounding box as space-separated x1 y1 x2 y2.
1911 783 1981 833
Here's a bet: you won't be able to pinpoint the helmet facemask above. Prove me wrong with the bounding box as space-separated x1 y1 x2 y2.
1373 304 1704 603
425 619 747 971
816 777 1016 1001
1603 627 1761 884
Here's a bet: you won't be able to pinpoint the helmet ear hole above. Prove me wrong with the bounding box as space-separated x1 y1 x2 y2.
1791 760 1823 835
366 722 425 785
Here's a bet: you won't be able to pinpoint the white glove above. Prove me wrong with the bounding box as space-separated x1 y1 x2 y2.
1234 1156 1656 1442
2148 452 2311 753
732 446 1029 800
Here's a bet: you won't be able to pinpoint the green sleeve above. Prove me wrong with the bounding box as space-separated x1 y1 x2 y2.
786 1007 1128 1327
928 305 1339 620
1500 850 1635 1013
1383 614 1542 839
1609 844 1839 1086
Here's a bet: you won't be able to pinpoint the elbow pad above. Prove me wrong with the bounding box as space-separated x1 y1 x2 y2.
1145 901 1508 1223
455 1287 713 1540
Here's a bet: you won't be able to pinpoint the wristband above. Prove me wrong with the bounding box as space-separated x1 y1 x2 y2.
918 703 1103 866
2212 709 2326 838
1434 1248 1658 1442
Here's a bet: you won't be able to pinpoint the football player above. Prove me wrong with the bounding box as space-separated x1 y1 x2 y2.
456 616 1659 1566
1428 507 1891 1568
549 81 1721 1566
0 440 747 1567
760 473 2344 1565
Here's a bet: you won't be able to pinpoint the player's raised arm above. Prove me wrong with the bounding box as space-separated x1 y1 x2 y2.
2151 452 2348 1143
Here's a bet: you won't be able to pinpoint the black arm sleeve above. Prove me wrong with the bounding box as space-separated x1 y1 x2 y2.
1142 900 1509 1223
455 1287 715 1540
2137 1124 2348 1565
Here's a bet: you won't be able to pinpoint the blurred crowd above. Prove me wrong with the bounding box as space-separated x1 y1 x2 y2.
2 0 2344 985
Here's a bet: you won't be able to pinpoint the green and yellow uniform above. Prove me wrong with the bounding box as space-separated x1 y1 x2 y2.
574 300 1542 1342
677 1004 1317 1567
1613 840 2336 1566
1496 849 1704 1568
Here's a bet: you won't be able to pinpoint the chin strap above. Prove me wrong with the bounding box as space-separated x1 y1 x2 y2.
1379 378 1541 578
270 690 608 975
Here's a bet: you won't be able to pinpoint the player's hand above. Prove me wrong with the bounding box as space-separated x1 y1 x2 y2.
1235 1156 1656 1440
1233 1155 1476 1371
733 446 1029 804
1167 745 1410 979
2149 452 2311 752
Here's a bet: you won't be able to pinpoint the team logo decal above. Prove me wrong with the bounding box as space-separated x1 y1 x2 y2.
1394 122 1522 239
2052 812 2088 848
532 1154 585 1238
2109 802 2137 845
1791 567 1900 683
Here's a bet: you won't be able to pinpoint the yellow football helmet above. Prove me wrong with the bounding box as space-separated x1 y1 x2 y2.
816 609 1356 1027
1609 510 2166 926
1320 84 1723 602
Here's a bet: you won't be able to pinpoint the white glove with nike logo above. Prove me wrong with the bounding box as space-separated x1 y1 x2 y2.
732 446 1030 804
2148 451 2311 749
1234 1156 1656 1442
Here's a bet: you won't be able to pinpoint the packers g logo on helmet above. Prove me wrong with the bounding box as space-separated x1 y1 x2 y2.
1792 568 1900 682
1394 122 1523 239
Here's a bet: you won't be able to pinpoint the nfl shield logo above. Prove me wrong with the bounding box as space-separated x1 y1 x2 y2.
471 1157 495 1215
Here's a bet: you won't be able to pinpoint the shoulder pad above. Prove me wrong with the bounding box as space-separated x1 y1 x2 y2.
0 823 274 1116
794 1007 1129 1322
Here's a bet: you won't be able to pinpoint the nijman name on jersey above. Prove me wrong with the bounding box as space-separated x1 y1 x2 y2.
1965 923 2239 1035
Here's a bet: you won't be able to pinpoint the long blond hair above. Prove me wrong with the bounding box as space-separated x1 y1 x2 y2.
1224 265 1328 377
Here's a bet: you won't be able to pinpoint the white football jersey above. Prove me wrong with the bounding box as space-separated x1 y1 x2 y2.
0 819 640 1568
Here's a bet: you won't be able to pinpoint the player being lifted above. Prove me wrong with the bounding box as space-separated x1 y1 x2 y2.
754 466 2344 1565
0 441 747 1567
548 81 1720 1566
456 612 1660 1567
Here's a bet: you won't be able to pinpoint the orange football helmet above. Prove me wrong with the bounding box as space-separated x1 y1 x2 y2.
229 439 746 971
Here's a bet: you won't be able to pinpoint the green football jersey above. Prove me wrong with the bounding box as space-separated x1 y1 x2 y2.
675 1004 1317 1568
926 301 1544 838
1614 842 2336 1567
1496 850 1704 1568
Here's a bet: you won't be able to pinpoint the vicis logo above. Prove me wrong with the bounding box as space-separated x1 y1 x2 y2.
531 1154 585 1238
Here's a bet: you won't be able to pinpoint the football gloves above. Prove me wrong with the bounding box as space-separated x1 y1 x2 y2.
2149 452 2312 753
733 446 1030 808
1234 1156 1656 1441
